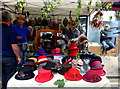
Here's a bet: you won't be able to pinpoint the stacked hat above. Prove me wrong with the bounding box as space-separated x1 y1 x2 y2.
89 54 102 64
83 70 102 83
36 55 51 65
90 61 106 76
35 68 54 83
62 56 72 64
49 48 62 56
68 43 79 56
42 61 57 70
64 68 82 81
58 64 72 75
36 47 48 56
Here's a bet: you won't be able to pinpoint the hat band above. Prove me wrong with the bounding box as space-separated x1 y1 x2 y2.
80 40 88 44
63 58 72 64
91 64 102 68
37 58 48 62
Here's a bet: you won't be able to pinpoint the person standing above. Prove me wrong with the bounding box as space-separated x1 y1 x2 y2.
100 24 115 53
1 10 21 89
12 15 31 69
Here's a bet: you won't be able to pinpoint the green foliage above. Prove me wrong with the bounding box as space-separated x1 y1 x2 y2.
54 79 67 88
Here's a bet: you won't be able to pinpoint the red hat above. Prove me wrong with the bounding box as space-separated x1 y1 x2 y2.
90 61 104 70
49 48 62 56
64 68 82 81
35 68 54 83
93 69 106 76
68 49 79 56
83 70 102 83
36 55 51 65
69 43 79 50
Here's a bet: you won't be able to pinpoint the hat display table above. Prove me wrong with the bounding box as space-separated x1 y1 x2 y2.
8 71 111 88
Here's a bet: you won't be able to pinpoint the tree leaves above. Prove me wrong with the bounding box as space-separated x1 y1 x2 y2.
54 79 68 88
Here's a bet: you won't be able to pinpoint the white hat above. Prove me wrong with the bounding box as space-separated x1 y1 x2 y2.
105 24 110 27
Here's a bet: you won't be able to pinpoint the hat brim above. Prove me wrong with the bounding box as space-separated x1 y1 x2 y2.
36 60 51 65
91 69 106 76
64 73 82 81
83 75 102 83
91 65 104 70
69 48 79 50
35 74 54 83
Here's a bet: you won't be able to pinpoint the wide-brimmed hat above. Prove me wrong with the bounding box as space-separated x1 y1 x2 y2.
91 69 106 76
58 64 72 75
64 68 82 81
90 61 104 70
36 55 51 65
83 70 102 83
35 68 54 83
49 48 62 56
62 56 72 64
42 61 57 70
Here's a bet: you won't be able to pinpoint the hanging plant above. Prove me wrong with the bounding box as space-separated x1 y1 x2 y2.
17 0 27 11
105 2 113 11
88 0 92 8
91 11 103 30
76 0 82 19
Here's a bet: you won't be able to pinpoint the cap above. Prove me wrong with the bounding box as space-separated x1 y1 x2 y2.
105 24 110 27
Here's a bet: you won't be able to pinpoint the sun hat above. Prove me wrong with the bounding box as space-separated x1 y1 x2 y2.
64 68 82 81
36 55 51 65
35 68 54 83
83 70 102 83
90 61 104 70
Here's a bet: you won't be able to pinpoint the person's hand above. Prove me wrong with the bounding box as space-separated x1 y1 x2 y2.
17 57 22 64
16 36 23 39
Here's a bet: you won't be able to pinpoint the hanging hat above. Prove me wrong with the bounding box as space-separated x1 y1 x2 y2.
69 43 79 50
90 61 104 70
49 48 62 56
58 64 72 75
36 55 51 65
83 70 102 83
64 68 82 81
42 61 57 70
35 68 54 83
62 56 72 64
28 57 38 63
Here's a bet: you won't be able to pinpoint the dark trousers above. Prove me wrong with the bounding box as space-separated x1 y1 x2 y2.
1 56 17 89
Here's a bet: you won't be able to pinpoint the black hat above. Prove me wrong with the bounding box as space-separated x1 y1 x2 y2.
89 54 102 64
62 56 72 64
42 61 57 70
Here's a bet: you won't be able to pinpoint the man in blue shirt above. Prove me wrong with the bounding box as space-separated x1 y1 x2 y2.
1 10 21 89
12 15 31 70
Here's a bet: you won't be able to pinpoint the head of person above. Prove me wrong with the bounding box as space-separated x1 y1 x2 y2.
105 24 110 30
17 15 25 26
2 10 12 26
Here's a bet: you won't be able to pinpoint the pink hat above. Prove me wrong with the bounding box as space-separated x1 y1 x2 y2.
90 61 104 70
69 43 79 50
93 69 106 76
49 48 62 56
35 68 54 83
64 68 82 81
36 55 51 65
83 70 102 83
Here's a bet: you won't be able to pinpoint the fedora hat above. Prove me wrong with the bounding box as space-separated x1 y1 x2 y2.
90 61 104 70
92 69 106 76
42 61 57 70
49 48 62 56
62 56 72 64
83 70 102 83
36 55 51 65
35 68 54 83
58 64 72 75
89 54 102 64
64 68 82 81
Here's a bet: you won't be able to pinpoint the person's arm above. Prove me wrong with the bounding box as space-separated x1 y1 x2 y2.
11 44 21 64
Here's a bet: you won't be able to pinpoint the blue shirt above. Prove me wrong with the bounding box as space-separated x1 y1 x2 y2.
12 24 30 43
1 23 17 56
